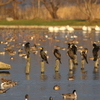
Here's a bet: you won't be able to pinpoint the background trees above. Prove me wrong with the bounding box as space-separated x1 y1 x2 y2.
0 0 100 21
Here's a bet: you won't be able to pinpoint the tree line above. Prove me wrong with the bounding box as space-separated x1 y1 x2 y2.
0 0 100 21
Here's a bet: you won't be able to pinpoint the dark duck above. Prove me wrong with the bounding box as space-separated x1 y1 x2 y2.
40 47 49 64
92 43 100 61
54 49 62 64
24 42 30 58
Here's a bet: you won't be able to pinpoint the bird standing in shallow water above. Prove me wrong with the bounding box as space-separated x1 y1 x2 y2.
92 43 100 61
24 42 30 58
40 47 49 64
54 49 62 64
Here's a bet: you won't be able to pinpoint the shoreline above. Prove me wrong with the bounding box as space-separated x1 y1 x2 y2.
0 25 97 30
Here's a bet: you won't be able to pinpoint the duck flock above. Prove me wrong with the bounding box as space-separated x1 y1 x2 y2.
0 29 100 100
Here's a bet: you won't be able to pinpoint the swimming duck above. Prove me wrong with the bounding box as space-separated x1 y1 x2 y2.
62 90 77 99
53 49 62 64
24 42 30 58
25 94 28 100
1 78 17 89
40 47 49 64
53 85 60 90
92 43 100 61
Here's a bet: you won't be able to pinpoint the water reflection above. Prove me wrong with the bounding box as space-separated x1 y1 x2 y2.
0 71 10 75
40 73 47 81
53 72 61 80
93 67 99 80
25 73 30 80
68 70 74 81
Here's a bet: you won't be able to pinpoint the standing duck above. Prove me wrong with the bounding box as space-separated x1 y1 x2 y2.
54 49 62 64
24 42 30 58
40 47 49 64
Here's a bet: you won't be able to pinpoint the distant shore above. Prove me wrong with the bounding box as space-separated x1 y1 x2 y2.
0 25 97 30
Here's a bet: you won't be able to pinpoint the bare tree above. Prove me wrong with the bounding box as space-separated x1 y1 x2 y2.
12 0 25 19
76 0 98 21
41 0 63 19
0 0 13 6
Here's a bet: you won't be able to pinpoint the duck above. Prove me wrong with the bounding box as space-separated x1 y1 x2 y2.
62 90 77 99
40 47 49 64
92 43 100 61
24 42 30 58
53 85 60 90
1 78 17 89
25 94 28 100
53 49 62 64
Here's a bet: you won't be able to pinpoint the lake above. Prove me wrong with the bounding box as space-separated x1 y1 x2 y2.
0 29 100 100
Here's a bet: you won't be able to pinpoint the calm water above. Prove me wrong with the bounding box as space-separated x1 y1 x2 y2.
0 29 100 100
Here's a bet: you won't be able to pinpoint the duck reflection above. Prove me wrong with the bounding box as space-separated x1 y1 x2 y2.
53 71 61 80
40 73 47 81
93 67 99 80
25 57 30 74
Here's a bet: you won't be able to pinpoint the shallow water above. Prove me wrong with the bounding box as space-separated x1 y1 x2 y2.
0 29 100 100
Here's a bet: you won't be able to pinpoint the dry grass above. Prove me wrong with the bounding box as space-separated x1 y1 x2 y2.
0 4 100 20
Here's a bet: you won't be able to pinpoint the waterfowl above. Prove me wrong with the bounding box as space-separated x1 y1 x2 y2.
1 78 17 89
80 48 88 63
40 47 49 64
24 42 30 58
92 43 100 61
49 96 53 100
54 49 62 64
67 43 76 65
62 90 77 99
25 94 28 100
53 85 60 90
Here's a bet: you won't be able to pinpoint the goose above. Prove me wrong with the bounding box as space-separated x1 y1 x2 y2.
62 90 77 99
40 47 49 64
53 49 62 64
24 42 30 58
